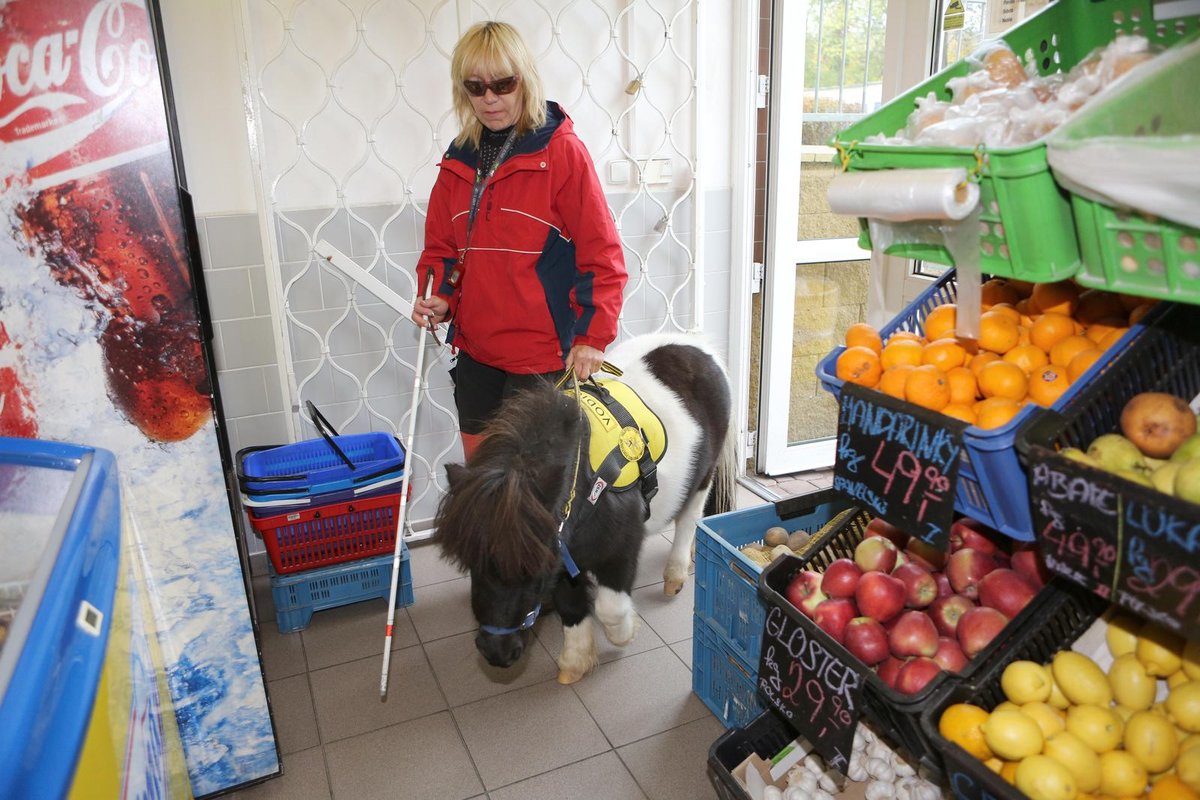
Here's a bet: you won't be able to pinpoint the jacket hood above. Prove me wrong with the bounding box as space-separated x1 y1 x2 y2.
445 101 568 168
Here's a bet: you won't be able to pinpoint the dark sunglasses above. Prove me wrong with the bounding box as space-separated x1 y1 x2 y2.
462 76 519 98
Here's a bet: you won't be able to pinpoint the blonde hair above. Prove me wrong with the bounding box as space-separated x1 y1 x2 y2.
451 21 547 150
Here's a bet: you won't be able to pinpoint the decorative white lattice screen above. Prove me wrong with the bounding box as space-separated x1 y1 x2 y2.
239 0 702 536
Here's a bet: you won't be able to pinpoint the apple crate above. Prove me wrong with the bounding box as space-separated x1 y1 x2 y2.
693 615 767 730
757 520 1068 778
917 583 1108 800
694 489 867 668
707 709 798 800
816 268 1156 541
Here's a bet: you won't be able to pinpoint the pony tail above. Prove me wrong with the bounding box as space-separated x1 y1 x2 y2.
708 420 738 515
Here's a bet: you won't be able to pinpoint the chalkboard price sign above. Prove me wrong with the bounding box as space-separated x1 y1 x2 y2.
833 383 966 550
1029 458 1200 637
757 604 863 772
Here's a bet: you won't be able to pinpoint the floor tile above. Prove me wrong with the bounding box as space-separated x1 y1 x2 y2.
408 539 465 587
488 751 648 800
452 680 610 790
257 618 308 680
408 575 478 643
309 645 446 742
632 532 674 589
533 609 664 667
425 629 559 707
300 598 418 671
670 638 693 669
229 747 329 800
324 712 483 800
267 674 320 754
617 715 725 800
631 582 695 644
572 647 710 747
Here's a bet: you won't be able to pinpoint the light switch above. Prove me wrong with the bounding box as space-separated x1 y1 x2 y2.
608 160 631 185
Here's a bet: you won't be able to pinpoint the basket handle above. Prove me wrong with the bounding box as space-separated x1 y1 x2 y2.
306 400 357 471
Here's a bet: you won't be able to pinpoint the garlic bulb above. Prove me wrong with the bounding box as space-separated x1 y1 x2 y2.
782 787 808 800
864 781 897 800
866 756 895 782
847 757 868 782
818 771 839 793
894 760 916 778
762 787 783 800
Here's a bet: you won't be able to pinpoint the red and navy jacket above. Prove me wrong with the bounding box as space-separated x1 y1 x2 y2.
418 102 627 374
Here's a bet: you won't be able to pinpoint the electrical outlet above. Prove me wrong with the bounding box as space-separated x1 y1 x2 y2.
637 157 672 185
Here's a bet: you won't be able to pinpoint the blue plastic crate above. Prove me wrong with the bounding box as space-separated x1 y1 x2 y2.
692 615 765 730
238 433 405 496
694 489 863 667
815 269 1154 540
268 548 413 634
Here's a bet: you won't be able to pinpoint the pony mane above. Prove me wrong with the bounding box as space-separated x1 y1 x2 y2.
434 382 583 580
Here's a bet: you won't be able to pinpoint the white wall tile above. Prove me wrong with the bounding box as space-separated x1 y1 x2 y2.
206 214 265 267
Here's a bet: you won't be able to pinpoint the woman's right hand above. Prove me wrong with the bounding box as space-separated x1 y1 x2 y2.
412 295 449 330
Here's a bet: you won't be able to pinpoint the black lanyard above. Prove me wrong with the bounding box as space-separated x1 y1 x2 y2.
448 127 519 288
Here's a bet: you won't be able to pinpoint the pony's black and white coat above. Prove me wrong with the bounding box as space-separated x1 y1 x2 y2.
434 333 735 684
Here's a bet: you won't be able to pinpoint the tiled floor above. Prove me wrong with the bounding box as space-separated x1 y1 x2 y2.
231 471 832 800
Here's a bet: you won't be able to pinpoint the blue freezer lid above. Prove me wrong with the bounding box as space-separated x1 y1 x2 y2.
0 437 121 800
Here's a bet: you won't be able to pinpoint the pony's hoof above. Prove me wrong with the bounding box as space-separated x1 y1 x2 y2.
557 668 586 685
603 613 641 647
663 576 685 596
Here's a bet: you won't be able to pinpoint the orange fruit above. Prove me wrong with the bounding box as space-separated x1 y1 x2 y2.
881 338 925 370
1000 760 1020 785
1075 289 1127 325
1129 303 1155 325
1014 298 1038 320
1097 327 1127 351
981 278 1021 309
943 403 978 425
1030 312 1079 354
878 365 915 400
887 329 922 344
1015 325 1033 347
1004 343 1050 375
1008 279 1035 298
979 311 1021 354
1027 365 1071 406
947 366 978 405
939 703 994 761
987 303 1022 324
1031 280 1081 317
924 338 969 371
906 364 951 411
1049 335 1096 368
978 360 1029 401
1067 348 1103 382
845 322 883 353
976 397 1022 429
923 304 958 342
1148 775 1199 800
969 351 1002 378
1085 316 1128 344
836 345 882 387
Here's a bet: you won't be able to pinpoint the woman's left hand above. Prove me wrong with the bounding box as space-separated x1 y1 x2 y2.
566 344 604 382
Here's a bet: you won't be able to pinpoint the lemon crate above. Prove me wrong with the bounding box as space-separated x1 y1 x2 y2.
757 518 1071 778
832 0 1200 281
707 709 797 800
815 268 1154 540
917 584 1108 799
268 548 412 634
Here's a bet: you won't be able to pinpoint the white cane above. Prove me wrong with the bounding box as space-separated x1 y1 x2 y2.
380 270 435 698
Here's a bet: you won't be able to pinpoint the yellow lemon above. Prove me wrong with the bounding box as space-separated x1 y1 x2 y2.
1017 754 1080 800
1109 652 1159 711
993 700 1022 716
1168 681 1200 733
1180 747 1200 793
1004 660 1055 704
1108 613 1142 658
1048 672 1072 710
939 703 994 761
1126 709 1182 774
1098 750 1149 797
1138 623 1185 677
1000 760 1020 784
1054 650 1113 706
1066 704 1125 753
984 757 1004 774
1043 730 1102 793
1024 701 1068 738
1181 734 1200 753
1183 639 1200 681
1174 670 1194 689
983 708 1046 760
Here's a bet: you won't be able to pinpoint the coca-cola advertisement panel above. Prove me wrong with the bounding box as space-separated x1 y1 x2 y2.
0 0 277 795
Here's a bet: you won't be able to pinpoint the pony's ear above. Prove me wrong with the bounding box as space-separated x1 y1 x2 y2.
445 462 468 489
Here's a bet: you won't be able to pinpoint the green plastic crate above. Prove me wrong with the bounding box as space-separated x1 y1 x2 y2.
1050 38 1200 302
833 0 1200 281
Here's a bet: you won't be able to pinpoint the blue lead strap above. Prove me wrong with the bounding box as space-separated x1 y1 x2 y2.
558 524 581 579
480 603 542 636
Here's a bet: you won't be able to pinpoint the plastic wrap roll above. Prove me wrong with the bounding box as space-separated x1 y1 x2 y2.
827 168 980 222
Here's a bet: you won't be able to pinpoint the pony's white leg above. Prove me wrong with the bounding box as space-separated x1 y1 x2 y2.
664 490 706 595
557 617 598 685
594 586 641 646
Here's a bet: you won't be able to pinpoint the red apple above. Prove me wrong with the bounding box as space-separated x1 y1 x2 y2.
814 598 857 644
888 610 939 658
892 550 910 571
906 537 948 570
900 550 933 572
865 517 908 547
843 617 890 666
957 606 1009 658
854 536 899 574
929 593 975 637
895 657 942 695
950 518 1000 555
977 568 1038 619
993 551 1011 569
855 571 906 623
933 637 968 673
1011 546 1052 589
934 572 953 598
946 548 998 599
821 558 863 598
785 570 828 619
877 656 904 689
892 563 938 608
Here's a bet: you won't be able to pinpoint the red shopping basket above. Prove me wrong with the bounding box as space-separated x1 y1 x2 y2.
249 491 401 574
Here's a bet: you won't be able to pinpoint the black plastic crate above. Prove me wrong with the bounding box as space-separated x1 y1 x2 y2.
757 517 1068 779
707 708 798 800
1016 303 1200 636
917 583 1109 800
